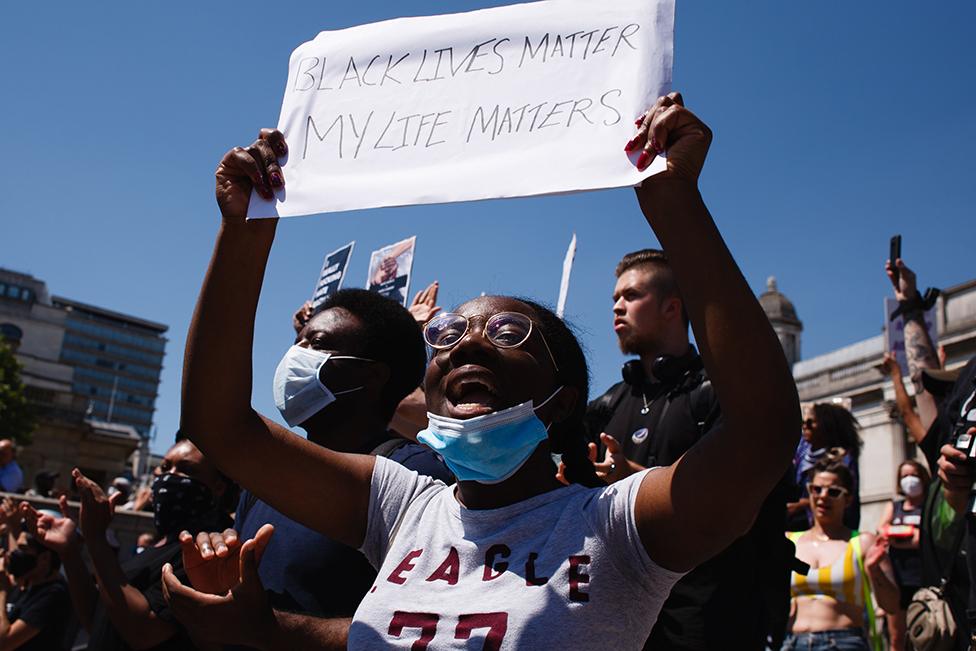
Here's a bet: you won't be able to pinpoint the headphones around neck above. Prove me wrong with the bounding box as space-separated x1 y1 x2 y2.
621 347 703 388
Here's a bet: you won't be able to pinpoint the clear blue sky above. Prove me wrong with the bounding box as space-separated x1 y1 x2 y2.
2 2 974 455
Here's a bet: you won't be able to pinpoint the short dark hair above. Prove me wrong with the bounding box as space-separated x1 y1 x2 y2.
811 459 855 492
515 298 601 488
317 289 425 421
615 249 688 327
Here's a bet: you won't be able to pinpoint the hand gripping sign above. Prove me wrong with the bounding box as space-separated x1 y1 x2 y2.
248 0 675 218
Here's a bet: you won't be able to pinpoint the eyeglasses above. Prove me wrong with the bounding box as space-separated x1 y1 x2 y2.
806 483 849 499
802 418 816 429
424 312 559 372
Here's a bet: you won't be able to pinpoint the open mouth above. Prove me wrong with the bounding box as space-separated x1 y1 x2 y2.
445 368 501 418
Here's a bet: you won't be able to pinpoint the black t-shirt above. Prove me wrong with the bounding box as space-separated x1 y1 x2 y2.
588 373 791 651
7 577 70 651
918 356 976 649
234 441 454 617
888 499 923 588
86 541 196 651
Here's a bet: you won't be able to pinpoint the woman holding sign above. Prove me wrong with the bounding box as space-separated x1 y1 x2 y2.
165 93 800 649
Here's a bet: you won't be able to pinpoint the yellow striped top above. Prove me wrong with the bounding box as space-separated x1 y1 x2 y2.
787 531 865 607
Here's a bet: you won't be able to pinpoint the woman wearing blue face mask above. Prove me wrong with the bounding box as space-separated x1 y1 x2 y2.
168 92 801 649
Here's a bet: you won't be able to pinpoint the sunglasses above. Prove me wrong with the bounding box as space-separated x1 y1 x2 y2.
802 418 816 429
806 483 849 499
423 311 559 371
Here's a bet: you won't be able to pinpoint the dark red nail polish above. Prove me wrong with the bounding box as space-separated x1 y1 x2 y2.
634 117 644 127
624 137 640 152
651 137 661 153
636 150 651 170
270 172 283 187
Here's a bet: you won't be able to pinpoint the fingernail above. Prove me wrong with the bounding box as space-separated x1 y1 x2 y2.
277 142 288 156
634 116 644 127
651 137 662 153
624 137 640 152
636 150 651 170
270 172 283 187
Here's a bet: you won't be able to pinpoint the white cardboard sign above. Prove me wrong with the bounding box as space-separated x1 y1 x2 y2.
248 0 675 218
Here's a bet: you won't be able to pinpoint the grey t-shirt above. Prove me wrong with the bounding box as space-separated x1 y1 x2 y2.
350 456 683 650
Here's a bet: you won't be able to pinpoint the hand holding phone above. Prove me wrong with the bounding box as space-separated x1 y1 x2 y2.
889 235 902 286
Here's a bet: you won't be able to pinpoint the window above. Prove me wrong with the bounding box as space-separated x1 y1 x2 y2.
0 323 23 343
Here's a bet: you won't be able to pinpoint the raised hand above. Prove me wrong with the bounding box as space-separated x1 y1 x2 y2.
878 352 902 379
627 91 712 181
592 433 633 483
161 524 276 647
885 258 919 302
0 496 17 529
408 281 441 324
215 129 288 224
73 468 121 541
180 528 242 596
19 497 81 555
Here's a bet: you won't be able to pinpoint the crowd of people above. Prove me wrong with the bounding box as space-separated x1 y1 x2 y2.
1 93 973 651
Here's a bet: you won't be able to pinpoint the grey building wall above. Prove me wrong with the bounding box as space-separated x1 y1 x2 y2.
791 279 976 528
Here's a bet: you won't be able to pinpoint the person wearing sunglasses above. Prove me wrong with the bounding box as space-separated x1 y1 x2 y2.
788 403 863 531
785 460 900 651
167 92 801 649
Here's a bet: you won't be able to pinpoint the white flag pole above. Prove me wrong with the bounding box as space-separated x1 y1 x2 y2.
556 233 577 319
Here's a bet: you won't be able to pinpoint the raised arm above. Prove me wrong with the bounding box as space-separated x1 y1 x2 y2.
630 93 800 571
886 259 939 431
181 129 374 548
20 499 98 632
879 352 927 443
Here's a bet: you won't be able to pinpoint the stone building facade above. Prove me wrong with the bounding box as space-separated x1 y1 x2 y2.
762 277 976 528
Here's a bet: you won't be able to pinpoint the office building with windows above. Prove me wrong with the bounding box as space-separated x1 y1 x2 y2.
54 297 166 438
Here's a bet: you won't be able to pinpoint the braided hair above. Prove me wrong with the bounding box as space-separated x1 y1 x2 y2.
516 298 602 488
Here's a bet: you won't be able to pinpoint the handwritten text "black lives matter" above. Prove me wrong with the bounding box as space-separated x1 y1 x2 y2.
292 24 640 92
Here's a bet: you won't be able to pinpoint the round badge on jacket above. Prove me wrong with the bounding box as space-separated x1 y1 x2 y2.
631 428 649 444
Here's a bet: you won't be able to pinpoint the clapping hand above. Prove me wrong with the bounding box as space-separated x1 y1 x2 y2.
161 524 276 648
73 468 122 541
180 528 243 596
20 497 81 555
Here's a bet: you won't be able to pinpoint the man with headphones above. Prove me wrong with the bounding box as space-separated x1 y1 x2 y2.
586 249 793 651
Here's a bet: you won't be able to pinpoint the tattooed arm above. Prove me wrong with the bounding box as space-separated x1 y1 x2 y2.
886 258 939 431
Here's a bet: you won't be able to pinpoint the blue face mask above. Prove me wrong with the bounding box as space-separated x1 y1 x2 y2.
417 387 563 484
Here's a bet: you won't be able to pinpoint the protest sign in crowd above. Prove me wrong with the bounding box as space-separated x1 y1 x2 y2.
2 2 975 650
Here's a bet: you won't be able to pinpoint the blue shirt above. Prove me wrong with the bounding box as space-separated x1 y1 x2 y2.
0 461 24 492
234 441 453 617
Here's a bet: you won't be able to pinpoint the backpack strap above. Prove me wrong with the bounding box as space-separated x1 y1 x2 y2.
850 531 884 651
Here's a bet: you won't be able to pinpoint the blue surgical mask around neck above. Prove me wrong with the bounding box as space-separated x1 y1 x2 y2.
272 345 372 427
417 387 564 484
